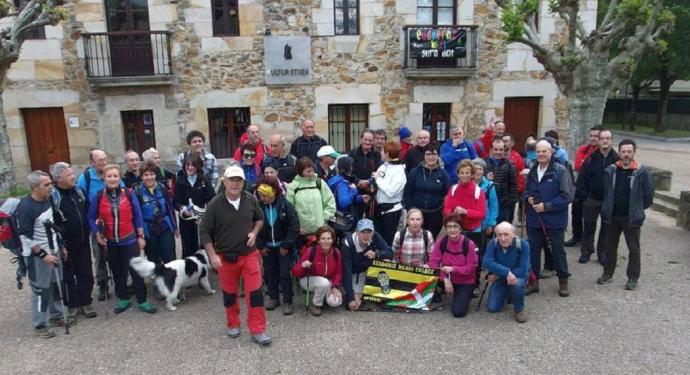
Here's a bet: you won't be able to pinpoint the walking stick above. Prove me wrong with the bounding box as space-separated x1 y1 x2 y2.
98 220 113 318
476 274 491 312
45 222 69 335
520 203 526 238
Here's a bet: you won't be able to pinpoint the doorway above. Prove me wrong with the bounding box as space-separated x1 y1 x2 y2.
503 97 541 149
22 107 71 172
105 0 153 76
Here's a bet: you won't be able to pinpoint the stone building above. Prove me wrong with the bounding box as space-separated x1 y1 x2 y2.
2 0 597 182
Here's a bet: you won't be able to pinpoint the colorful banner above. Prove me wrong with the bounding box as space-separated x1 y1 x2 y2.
408 26 468 59
362 260 439 311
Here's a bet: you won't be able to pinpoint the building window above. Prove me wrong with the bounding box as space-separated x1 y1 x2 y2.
423 103 451 142
328 104 368 152
208 107 250 158
335 0 359 35
122 110 155 155
417 0 456 25
14 0 46 39
212 0 239 36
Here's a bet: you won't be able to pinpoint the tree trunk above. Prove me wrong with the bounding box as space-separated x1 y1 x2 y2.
566 90 608 158
630 86 640 131
655 68 672 133
0 79 16 196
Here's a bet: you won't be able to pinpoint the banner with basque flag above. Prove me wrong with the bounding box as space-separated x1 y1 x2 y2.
362 260 439 311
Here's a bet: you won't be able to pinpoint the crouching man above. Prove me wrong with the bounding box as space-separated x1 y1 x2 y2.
482 222 530 323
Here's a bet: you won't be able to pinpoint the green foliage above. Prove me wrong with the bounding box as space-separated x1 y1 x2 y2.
617 0 654 26
0 0 10 18
0 185 30 199
500 0 540 41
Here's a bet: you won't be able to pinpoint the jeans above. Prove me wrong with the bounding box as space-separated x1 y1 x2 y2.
581 198 607 260
108 243 147 303
144 229 175 264
63 241 94 308
450 284 475 318
263 246 293 304
603 216 641 280
487 278 526 313
497 202 514 224
527 227 570 279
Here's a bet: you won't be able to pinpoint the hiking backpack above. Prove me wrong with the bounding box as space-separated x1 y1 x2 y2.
0 198 21 249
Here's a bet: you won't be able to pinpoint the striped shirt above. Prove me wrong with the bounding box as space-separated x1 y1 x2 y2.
392 228 433 266
177 150 218 187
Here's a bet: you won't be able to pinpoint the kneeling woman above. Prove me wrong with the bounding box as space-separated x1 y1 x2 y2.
292 226 343 316
428 213 478 318
88 165 156 314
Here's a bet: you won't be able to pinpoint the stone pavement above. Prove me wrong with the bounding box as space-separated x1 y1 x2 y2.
1 208 689 374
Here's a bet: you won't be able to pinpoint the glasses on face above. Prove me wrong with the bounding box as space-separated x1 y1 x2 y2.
243 153 256 158
599 136 612 140
424 152 437 157
445 223 461 229
269 144 281 148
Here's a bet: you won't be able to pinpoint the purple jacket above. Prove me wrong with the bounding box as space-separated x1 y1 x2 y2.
428 234 477 285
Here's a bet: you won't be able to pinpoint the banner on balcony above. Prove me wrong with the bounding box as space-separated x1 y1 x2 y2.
409 27 467 59
362 260 439 311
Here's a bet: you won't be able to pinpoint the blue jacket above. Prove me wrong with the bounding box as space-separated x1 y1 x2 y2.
601 163 655 227
340 231 393 304
327 175 362 212
133 183 177 239
483 237 530 280
522 161 574 230
402 163 450 211
440 139 477 184
478 177 498 229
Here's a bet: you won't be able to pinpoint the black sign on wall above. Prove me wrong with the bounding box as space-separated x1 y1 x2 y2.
409 27 467 59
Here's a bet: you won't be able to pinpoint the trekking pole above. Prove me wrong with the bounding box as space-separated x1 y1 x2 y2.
98 220 112 318
45 222 69 335
305 265 311 314
476 274 491 312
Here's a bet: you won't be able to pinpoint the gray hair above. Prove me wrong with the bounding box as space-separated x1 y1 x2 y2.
27 170 50 188
141 147 159 162
471 158 486 170
536 139 553 151
50 162 71 180
124 149 139 160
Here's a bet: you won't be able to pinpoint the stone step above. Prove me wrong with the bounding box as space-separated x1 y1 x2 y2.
654 191 680 206
651 199 679 219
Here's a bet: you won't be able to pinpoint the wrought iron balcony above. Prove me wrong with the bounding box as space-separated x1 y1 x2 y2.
82 31 174 87
403 25 478 78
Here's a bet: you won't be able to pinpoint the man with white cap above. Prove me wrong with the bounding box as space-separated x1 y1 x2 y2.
200 165 270 346
315 145 340 181
340 218 392 311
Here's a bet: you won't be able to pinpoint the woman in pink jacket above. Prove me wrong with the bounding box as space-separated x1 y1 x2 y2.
428 213 478 317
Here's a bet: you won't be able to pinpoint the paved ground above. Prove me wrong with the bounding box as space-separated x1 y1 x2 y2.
1 207 689 375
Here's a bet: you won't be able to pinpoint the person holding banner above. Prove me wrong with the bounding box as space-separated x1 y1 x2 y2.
292 226 343 316
341 219 393 311
428 213 478 318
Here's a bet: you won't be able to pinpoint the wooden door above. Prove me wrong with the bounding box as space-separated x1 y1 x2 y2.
22 108 71 172
106 0 153 76
503 97 540 149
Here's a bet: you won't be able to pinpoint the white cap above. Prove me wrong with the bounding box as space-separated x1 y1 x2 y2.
317 145 341 159
223 165 245 180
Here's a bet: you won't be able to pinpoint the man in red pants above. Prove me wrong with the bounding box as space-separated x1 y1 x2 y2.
200 165 270 346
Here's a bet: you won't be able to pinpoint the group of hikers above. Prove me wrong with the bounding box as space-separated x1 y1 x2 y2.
0 118 655 346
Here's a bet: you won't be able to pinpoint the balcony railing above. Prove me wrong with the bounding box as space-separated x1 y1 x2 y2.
403 25 478 78
82 31 173 87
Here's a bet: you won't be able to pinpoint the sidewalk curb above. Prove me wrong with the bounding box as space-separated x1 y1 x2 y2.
613 130 690 143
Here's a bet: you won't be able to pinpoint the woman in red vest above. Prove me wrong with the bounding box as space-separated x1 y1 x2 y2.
88 164 156 314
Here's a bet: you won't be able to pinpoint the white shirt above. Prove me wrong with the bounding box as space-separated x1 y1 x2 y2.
537 164 548 182
226 195 241 210
375 163 406 205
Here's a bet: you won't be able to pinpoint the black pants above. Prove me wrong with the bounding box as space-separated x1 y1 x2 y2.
465 231 483 285
450 284 475 318
375 208 402 246
422 208 444 238
570 197 584 240
263 246 293 303
108 243 146 303
179 218 200 258
581 198 607 260
63 241 94 308
603 216 641 280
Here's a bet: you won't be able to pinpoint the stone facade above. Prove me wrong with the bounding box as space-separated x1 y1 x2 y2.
2 0 597 183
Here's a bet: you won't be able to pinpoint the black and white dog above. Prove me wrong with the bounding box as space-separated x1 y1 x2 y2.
130 249 215 311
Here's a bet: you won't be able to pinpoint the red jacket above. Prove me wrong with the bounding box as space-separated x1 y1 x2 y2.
575 144 597 172
401 142 412 160
233 134 271 168
480 128 495 158
292 245 343 288
509 150 526 193
443 181 486 231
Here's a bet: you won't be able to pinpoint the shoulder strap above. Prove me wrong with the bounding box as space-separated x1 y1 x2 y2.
423 230 430 251
440 235 449 255
474 185 481 201
462 235 469 257
450 184 458 196
308 245 318 264
84 167 92 195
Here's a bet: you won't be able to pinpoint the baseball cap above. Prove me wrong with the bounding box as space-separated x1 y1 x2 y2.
317 145 341 159
223 165 245 180
356 218 375 232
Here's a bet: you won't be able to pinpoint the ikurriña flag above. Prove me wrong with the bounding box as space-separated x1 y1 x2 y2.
362 260 439 311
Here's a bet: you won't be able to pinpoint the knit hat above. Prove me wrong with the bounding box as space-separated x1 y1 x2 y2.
399 126 412 140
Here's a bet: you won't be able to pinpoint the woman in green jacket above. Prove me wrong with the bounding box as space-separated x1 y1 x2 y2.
287 157 336 236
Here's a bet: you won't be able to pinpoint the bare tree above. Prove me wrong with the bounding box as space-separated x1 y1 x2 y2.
496 0 673 154
0 0 65 195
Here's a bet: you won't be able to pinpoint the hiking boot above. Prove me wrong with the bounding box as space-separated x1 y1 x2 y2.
558 278 570 297
309 304 322 317
282 303 293 316
34 326 56 339
540 269 555 279
514 311 528 323
49 316 76 327
596 274 614 285
251 333 272 346
138 301 157 314
525 281 539 295
68 307 79 319
80 305 98 318
97 282 108 301
113 299 131 314
16 276 23 290
265 298 279 311
564 237 580 247
227 328 240 338
625 279 638 291
578 253 591 264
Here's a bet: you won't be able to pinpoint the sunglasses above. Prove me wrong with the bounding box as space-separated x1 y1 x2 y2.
243 153 256 158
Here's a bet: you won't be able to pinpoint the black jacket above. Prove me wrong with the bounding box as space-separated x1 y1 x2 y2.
601 163 655 227
404 145 425 174
262 154 297 183
53 187 90 246
348 146 383 182
256 196 300 250
290 135 328 163
485 157 517 206
340 231 392 303
123 170 140 189
576 149 619 201
173 171 216 211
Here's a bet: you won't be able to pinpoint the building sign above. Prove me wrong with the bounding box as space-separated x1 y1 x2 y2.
264 36 312 85
409 27 467 59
